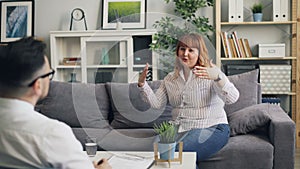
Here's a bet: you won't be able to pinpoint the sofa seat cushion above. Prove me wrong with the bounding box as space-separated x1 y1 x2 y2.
199 134 273 169
106 81 172 129
35 81 110 129
97 129 156 151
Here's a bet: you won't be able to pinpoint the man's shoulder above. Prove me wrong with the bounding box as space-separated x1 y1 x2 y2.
40 114 72 131
30 111 73 136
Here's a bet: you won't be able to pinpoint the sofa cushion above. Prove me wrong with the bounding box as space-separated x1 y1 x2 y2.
97 129 156 151
106 81 172 129
228 103 271 136
225 69 260 115
35 81 110 128
199 134 273 169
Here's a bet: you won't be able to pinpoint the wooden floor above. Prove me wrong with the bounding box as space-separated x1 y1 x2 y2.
296 148 300 169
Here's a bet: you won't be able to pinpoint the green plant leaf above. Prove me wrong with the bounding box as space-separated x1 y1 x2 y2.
153 121 178 143
251 2 263 13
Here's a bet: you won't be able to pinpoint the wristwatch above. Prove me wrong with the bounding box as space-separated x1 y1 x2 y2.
214 74 222 82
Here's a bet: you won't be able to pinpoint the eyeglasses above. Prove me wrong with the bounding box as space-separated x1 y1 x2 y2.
28 68 55 87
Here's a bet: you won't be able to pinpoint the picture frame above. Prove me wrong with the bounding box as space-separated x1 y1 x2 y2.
0 0 34 43
102 0 146 29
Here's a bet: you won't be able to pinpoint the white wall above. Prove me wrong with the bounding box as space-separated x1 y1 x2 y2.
34 0 213 58
35 0 174 34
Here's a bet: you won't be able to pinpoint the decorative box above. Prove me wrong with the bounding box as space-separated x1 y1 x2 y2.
258 43 285 58
259 65 291 94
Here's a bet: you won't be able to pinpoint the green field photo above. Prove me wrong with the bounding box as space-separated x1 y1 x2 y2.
108 1 141 23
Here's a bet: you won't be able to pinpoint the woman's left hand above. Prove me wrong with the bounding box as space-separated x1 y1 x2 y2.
192 60 221 80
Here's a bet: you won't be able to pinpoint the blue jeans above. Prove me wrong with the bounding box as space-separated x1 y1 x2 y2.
176 124 230 161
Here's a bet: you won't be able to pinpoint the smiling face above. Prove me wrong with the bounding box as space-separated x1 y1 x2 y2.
176 33 209 69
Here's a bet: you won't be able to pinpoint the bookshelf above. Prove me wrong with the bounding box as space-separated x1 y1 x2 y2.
221 21 296 25
215 0 300 147
50 30 157 83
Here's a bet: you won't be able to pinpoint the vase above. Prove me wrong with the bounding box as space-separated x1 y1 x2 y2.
116 19 122 30
253 13 263 22
101 48 110 65
157 142 176 160
69 72 78 83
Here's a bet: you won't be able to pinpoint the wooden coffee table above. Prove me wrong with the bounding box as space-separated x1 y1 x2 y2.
89 151 196 169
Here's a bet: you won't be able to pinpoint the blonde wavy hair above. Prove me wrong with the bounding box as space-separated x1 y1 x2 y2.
173 33 210 77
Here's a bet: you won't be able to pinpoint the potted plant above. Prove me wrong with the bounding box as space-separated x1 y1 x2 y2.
251 2 263 22
153 121 178 160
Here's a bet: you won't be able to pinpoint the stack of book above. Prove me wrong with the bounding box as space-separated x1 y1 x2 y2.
220 31 253 58
62 57 81 65
262 97 281 106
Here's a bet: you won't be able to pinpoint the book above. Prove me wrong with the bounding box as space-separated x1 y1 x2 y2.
224 32 232 58
65 57 81 61
238 39 247 58
62 57 81 65
228 38 237 58
241 38 250 57
232 31 244 58
220 32 229 58
231 33 241 58
244 39 253 57
262 97 281 106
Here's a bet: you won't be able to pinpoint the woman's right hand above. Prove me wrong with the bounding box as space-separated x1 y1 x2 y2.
138 63 148 87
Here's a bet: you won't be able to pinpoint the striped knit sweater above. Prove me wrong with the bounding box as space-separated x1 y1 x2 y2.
140 70 239 132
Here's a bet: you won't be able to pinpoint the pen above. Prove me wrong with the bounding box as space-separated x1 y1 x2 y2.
147 160 155 169
97 159 104 165
97 155 113 165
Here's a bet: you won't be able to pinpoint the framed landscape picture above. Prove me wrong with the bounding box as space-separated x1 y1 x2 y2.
102 0 146 29
0 0 34 43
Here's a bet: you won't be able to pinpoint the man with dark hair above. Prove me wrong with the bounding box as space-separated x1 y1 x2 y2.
0 37 111 169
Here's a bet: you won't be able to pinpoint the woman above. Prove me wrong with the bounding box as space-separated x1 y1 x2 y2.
138 33 239 161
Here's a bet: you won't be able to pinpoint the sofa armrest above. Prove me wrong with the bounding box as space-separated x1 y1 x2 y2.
268 104 295 169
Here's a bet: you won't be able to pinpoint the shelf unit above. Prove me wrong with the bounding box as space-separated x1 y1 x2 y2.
215 0 300 147
50 30 157 83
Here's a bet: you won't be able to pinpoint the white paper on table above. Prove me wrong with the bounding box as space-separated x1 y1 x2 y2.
108 154 154 169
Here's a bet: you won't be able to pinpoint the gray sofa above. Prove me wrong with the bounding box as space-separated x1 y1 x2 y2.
35 70 295 169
